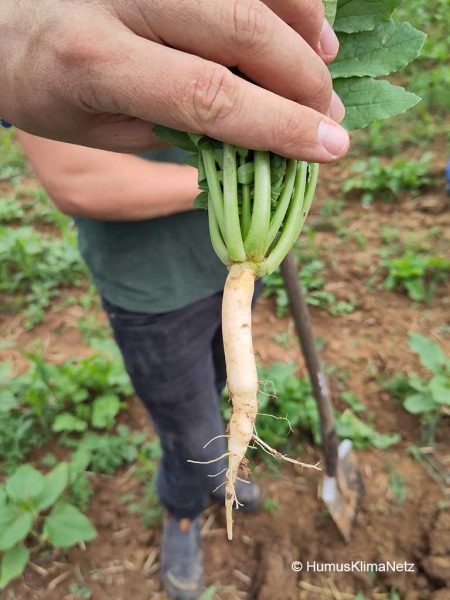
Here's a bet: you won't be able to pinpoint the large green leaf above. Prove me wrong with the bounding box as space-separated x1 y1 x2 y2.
6 465 44 504
323 0 338 25
91 394 121 429
429 376 450 406
52 413 87 433
334 77 420 130
34 463 69 513
0 543 30 590
404 393 435 414
335 0 401 33
408 333 446 372
330 21 426 79
0 507 33 551
43 502 96 548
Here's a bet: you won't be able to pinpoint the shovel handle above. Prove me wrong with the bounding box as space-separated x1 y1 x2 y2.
280 251 339 477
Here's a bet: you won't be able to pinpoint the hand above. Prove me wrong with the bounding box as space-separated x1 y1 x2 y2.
1 0 348 161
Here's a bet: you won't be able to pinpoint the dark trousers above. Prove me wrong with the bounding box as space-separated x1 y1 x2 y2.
103 285 260 520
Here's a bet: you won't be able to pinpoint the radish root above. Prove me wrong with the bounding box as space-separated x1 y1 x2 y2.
222 262 321 540
222 263 258 540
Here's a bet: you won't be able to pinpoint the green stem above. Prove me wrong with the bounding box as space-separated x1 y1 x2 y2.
265 159 298 253
201 149 225 236
240 157 252 240
208 194 228 265
223 144 246 261
244 151 271 261
264 162 316 274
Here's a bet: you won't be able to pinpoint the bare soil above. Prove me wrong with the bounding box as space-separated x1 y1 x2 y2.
1 164 449 600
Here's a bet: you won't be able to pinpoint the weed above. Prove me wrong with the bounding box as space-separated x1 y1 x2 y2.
0 342 132 472
386 333 450 443
0 226 86 328
0 463 96 589
0 129 27 183
262 498 279 515
262 240 357 317
343 154 437 206
383 250 450 302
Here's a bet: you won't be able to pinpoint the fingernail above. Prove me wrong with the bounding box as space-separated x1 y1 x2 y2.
328 91 346 123
319 19 339 58
318 121 350 157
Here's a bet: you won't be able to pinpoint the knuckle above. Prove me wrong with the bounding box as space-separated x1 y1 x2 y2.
308 66 332 110
301 0 325 26
189 65 240 130
273 105 304 151
231 0 270 53
50 24 107 71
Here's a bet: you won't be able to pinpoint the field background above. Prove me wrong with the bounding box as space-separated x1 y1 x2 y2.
0 1 449 599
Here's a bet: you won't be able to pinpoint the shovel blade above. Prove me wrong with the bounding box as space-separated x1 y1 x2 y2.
321 440 364 542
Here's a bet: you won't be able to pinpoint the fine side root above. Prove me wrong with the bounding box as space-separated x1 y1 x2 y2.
187 452 229 466
252 433 321 471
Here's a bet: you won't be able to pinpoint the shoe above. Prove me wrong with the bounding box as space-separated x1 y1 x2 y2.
160 514 204 600
210 479 262 513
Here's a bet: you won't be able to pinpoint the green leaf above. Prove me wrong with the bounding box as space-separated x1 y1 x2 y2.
0 361 13 382
330 21 426 79
6 465 44 503
408 333 446 372
237 162 255 185
43 502 96 548
323 0 338 25
429 376 450 405
193 191 209 210
0 389 19 412
91 394 121 429
0 543 30 590
334 78 420 130
69 447 92 482
404 393 436 414
0 507 33 551
34 463 69 512
183 154 199 168
52 413 88 433
152 126 198 152
334 0 401 33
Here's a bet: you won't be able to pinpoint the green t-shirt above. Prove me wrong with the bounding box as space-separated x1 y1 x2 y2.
75 148 227 313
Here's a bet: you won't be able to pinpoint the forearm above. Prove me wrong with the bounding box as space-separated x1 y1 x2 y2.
17 132 199 220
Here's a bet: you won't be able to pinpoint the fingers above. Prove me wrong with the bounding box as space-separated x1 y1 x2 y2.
118 0 334 116
94 34 349 162
262 0 339 62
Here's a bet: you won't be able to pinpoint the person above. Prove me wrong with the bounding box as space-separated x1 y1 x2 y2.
2 0 349 160
18 131 264 599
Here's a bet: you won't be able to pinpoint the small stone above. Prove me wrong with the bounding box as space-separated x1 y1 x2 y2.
422 556 450 585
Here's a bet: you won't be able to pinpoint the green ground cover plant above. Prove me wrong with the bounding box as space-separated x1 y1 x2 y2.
0 129 27 183
386 333 450 443
343 153 437 206
262 238 357 317
0 463 96 590
222 362 399 454
382 250 450 302
0 342 132 473
0 225 86 328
